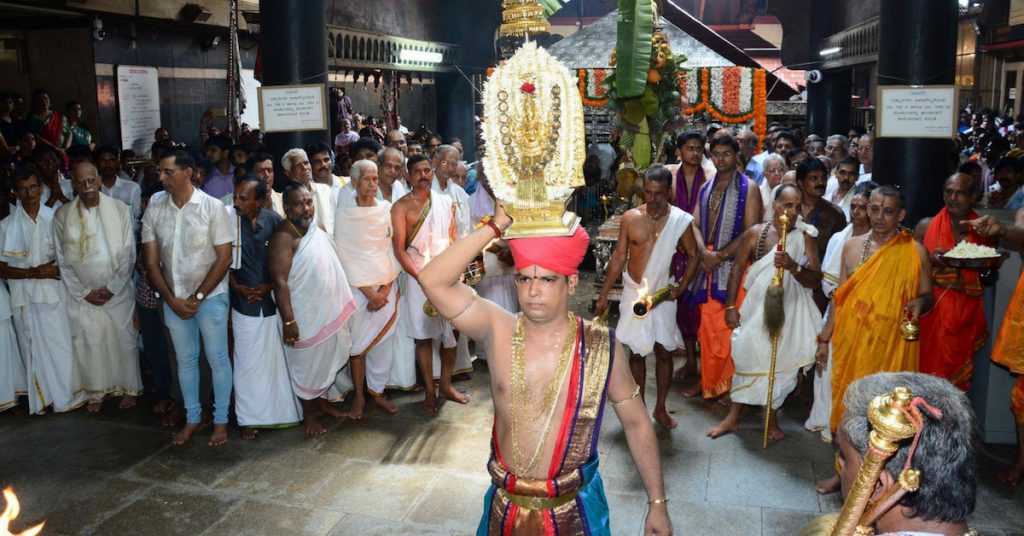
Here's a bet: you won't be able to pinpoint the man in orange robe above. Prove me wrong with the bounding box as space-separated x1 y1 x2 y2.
965 209 1024 487
816 186 933 431
919 172 996 389
684 135 762 400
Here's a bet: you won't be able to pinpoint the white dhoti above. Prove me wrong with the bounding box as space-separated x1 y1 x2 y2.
616 206 691 357
232 310 302 426
804 224 853 439
386 275 419 390
403 190 455 342
69 293 142 402
730 227 822 410
282 226 356 400
0 291 25 412
54 194 142 403
332 284 401 397
15 301 84 414
1 203 83 414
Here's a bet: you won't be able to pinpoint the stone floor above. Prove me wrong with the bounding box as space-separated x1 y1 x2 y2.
0 275 1022 535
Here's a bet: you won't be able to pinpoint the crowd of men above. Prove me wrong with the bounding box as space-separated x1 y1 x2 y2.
595 120 1024 496
0 87 1019 533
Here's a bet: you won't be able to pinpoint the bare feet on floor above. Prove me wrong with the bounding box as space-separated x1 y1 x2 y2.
767 418 785 442
118 395 137 410
653 407 677 430
86 401 103 413
241 427 259 440
816 475 840 494
208 424 229 447
317 398 347 418
707 415 740 438
161 407 185 427
439 385 470 404
680 384 702 398
673 363 697 383
303 413 327 436
347 398 366 420
152 399 174 414
370 395 398 414
172 422 200 445
422 392 439 413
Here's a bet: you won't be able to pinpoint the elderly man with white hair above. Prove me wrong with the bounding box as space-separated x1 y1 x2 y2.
333 160 402 418
760 153 788 221
282 148 335 237
824 134 849 162
53 162 142 413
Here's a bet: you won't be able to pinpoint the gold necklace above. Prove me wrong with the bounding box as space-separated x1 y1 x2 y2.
287 219 307 238
508 313 577 476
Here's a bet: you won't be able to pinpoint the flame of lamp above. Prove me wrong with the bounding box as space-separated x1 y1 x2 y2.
632 285 674 317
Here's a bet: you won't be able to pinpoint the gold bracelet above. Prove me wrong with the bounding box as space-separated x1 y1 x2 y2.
647 497 669 505
610 384 641 405
283 319 296 327
725 304 736 311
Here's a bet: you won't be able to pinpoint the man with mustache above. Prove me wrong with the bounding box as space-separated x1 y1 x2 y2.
268 183 356 436
823 156 859 220
391 154 467 411
797 158 846 275
53 162 141 413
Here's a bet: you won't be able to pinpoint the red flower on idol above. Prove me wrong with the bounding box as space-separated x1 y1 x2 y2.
520 82 536 95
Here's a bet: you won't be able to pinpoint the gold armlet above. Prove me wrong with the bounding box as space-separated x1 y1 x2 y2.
610 384 641 405
445 289 479 322
647 497 669 505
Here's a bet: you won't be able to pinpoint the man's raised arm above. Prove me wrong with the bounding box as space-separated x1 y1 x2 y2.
418 206 512 342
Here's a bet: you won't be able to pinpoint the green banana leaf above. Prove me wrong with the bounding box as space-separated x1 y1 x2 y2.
633 117 652 169
614 0 654 99
538 0 564 17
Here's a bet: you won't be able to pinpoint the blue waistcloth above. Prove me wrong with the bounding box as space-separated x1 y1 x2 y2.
477 457 610 536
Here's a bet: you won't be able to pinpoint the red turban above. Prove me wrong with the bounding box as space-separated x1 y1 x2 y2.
508 226 590 276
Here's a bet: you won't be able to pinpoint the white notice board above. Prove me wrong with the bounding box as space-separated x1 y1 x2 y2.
257 84 327 133
116 65 161 156
877 86 958 139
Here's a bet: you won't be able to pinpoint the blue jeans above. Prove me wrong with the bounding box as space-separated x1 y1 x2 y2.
163 293 232 424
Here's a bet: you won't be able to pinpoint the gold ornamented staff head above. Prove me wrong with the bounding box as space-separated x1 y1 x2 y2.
482 41 585 237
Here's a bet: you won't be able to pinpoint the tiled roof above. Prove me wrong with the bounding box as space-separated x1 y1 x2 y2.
547 11 733 68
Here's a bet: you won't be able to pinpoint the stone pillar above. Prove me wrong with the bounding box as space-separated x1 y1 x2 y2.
807 69 852 138
259 0 329 187
435 73 476 161
874 0 958 224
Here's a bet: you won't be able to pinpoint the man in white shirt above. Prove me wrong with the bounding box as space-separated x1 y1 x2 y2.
95 145 142 236
246 153 284 217
142 150 234 447
54 162 141 412
0 167 83 415
431 145 472 237
333 118 359 157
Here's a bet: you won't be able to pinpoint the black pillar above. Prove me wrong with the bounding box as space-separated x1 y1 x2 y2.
874 0 958 225
259 0 329 184
436 72 477 160
807 69 852 137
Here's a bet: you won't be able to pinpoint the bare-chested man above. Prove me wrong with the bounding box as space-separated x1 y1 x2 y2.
418 207 673 535
391 154 468 411
269 184 356 436
595 165 701 429
707 184 822 440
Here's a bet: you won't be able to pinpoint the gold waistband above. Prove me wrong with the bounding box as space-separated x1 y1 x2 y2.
499 488 579 511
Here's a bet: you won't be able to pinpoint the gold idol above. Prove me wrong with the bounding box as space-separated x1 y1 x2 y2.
482 41 586 237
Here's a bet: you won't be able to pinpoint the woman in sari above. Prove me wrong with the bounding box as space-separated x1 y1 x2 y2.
26 90 69 153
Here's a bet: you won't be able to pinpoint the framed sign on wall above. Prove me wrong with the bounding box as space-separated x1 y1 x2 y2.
876 85 958 139
257 83 327 133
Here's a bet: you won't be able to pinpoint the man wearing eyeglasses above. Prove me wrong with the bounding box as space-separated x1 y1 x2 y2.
141 150 234 447
688 135 763 402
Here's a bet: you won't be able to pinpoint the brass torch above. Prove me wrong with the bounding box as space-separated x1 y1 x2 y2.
632 285 676 317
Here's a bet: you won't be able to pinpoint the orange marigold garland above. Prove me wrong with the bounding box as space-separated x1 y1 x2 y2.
679 67 768 153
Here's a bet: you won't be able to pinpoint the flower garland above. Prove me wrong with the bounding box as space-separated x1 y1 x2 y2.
577 69 610 107
679 67 767 151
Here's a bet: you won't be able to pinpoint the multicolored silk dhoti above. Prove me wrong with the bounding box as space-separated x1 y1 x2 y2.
478 318 614 536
